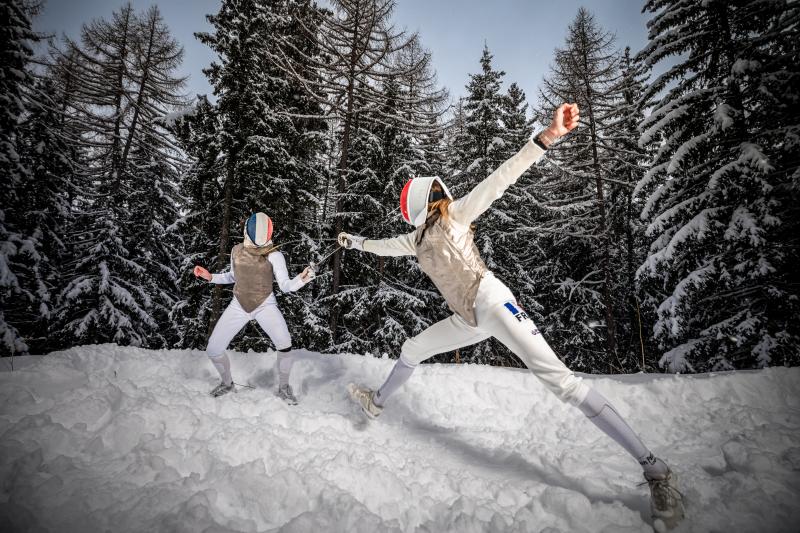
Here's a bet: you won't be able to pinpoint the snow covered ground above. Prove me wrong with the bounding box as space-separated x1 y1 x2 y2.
0 345 798 532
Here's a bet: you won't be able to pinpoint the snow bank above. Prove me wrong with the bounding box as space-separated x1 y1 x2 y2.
1 345 798 532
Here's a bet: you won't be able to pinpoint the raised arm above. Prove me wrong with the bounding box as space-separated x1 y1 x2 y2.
269 251 309 293
450 103 580 225
449 140 546 225
339 232 417 257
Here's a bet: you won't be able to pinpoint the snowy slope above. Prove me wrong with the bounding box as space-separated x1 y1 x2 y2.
0 346 798 533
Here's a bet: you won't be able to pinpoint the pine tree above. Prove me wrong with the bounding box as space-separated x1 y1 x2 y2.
125 126 183 348
483 81 548 367
15 72 78 353
53 5 187 347
0 0 39 356
636 0 800 371
443 46 538 366
443 98 469 180
531 8 633 372
451 45 507 195
605 47 653 371
171 96 224 349
501 83 533 154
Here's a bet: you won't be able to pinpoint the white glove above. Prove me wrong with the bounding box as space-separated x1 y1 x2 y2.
338 232 365 251
300 266 316 283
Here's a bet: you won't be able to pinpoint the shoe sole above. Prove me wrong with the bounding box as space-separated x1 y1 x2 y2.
278 395 298 405
210 385 236 398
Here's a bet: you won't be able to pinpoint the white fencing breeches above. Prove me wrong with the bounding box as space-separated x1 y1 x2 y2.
379 284 664 474
206 296 292 384
399 298 589 405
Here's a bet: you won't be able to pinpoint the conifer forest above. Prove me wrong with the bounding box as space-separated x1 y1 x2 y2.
2 0 798 375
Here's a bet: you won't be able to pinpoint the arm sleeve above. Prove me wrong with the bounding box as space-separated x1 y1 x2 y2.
362 232 418 257
210 257 236 284
269 251 307 293
450 139 546 225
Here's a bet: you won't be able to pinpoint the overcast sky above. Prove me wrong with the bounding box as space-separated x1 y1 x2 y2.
34 0 652 106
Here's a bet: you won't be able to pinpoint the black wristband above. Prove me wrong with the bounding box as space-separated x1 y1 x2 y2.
533 136 548 151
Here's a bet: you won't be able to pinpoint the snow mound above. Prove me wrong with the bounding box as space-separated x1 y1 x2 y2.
1 345 799 532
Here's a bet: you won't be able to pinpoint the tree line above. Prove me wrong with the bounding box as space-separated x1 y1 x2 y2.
1 0 797 374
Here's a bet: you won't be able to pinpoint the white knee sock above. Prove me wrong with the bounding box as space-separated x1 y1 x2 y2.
209 353 232 385
375 357 416 407
277 348 294 388
578 387 669 477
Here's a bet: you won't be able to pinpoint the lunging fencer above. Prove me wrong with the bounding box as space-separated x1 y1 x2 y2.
339 103 684 528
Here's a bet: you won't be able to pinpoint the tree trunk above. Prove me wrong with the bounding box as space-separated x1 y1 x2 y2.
329 11 362 339
626 170 643 370
110 5 133 180
581 39 617 358
208 157 235 339
120 11 156 169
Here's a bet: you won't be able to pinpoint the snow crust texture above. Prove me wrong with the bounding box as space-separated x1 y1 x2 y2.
1 346 798 532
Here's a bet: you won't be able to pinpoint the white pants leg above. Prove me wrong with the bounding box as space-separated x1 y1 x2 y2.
387 297 588 405
252 298 294 388
252 298 292 350
206 299 251 384
400 314 490 365
477 299 589 405
479 298 666 472
374 314 489 405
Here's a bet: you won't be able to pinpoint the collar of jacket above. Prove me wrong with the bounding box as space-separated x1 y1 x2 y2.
243 236 276 256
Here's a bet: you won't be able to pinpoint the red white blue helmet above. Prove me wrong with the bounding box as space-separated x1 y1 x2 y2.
399 176 452 227
244 212 273 247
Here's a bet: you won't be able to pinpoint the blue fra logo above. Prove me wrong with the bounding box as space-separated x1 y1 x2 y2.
504 302 529 322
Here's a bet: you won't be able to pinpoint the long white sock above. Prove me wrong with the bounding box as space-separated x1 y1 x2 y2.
209 353 232 385
277 349 294 388
578 387 669 477
375 357 416 407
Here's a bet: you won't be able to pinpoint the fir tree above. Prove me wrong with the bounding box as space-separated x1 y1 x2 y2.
53 4 187 348
0 0 39 356
531 8 632 372
636 0 800 371
15 72 78 353
171 96 224 349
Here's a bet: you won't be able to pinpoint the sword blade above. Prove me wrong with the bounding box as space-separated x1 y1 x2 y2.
312 245 341 270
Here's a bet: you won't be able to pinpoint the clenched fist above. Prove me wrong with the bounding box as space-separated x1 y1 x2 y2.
337 232 365 251
538 103 580 147
300 266 316 283
193 265 212 281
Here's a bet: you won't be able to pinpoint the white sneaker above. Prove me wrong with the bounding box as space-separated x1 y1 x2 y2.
210 381 235 398
645 469 685 530
277 384 298 405
347 383 383 419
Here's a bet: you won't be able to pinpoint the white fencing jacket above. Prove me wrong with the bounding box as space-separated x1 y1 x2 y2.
362 139 546 312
